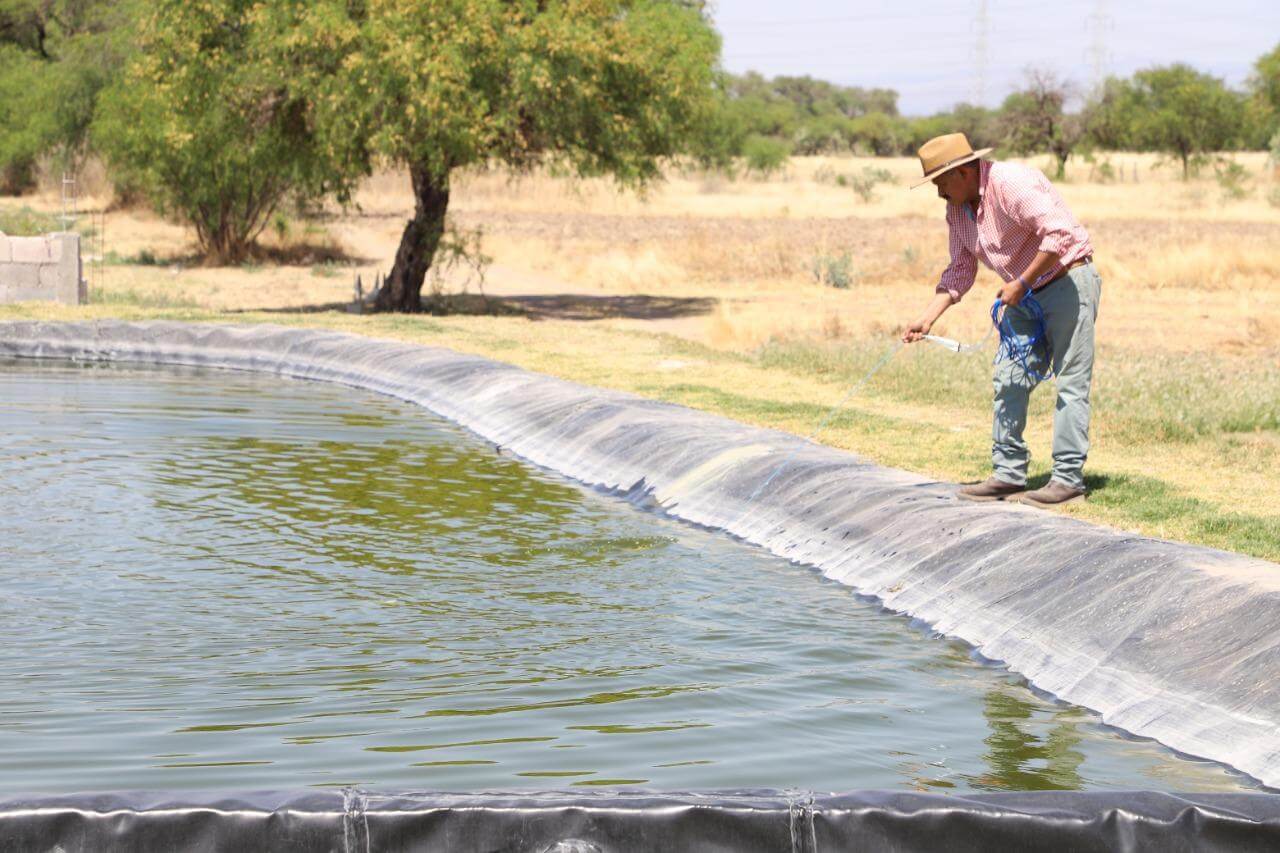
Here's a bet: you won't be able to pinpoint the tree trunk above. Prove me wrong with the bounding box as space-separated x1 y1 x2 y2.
1053 147 1069 180
378 165 450 312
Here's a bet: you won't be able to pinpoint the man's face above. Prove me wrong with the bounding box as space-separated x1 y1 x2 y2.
931 167 970 204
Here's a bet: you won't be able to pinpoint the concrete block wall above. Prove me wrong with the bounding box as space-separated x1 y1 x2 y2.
0 233 84 305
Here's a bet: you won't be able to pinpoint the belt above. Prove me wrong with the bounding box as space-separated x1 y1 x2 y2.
1032 255 1092 292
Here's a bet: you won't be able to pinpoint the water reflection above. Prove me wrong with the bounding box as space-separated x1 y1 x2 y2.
968 686 1085 790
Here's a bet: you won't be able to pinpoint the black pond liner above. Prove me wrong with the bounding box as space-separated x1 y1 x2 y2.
3 789 1280 851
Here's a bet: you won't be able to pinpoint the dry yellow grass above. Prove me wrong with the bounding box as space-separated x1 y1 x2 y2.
2 152 1278 559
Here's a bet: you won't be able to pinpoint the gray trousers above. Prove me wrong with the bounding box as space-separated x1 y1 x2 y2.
992 262 1101 491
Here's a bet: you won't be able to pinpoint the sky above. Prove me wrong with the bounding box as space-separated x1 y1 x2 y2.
710 1 1280 115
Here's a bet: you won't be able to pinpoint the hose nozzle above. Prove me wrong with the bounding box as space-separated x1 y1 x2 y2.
923 334 962 353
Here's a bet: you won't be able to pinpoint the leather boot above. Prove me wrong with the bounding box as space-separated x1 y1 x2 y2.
1015 480 1086 508
957 476 1025 502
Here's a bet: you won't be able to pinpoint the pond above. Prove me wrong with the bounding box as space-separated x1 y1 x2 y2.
0 360 1258 794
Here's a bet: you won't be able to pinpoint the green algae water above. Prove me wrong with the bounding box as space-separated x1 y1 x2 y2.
0 360 1259 794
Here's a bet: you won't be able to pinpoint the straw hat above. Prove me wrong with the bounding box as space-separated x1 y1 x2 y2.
912 133 992 188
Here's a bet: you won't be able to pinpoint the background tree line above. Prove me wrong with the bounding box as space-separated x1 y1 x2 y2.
715 47 1280 180
0 1 1276 310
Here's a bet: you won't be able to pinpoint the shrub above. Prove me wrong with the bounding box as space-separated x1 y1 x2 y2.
1214 159 1251 201
0 205 61 236
811 251 854 288
844 166 893 202
742 134 791 177
93 0 357 264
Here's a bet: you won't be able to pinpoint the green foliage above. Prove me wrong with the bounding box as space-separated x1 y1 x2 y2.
423 222 493 312
1082 152 1117 184
1213 158 1251 201
719 71 903 156
93 0 360 263
1080 76 1133 150
1248 41 1280 129
741 134 791 176
841 166 893 202
320 0 722 187
0 203 61 234
1105 65 1245 178
0 1 136 193
810 251 854 288
848 111 905 156
92 287 199 308
104 248 161 266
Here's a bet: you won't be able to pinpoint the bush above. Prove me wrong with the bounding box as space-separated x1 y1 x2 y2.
811 251 854 288
93 1 356 264
742 134 791 176
1213 159 1251 201
0 205 62 235
841 166 894 202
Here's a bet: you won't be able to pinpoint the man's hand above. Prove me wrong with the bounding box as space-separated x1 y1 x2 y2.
997 277 1027 307
902 318 932 343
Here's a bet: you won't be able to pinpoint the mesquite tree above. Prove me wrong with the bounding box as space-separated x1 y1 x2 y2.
1094 65 1245 179
304 0 722 311
999 70 1083 179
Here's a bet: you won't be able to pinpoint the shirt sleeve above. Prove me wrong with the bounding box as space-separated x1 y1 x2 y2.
999 168 1076 257
936 210 977 303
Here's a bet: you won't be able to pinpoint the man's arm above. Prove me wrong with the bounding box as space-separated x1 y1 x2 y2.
906 208 974 343
903 292 955 343
996 249 1061 306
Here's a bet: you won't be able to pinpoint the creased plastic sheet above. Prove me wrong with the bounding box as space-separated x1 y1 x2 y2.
2 789 1280 852
2 320 1279 793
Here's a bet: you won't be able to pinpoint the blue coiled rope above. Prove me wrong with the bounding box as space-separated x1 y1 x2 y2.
990 292 1053 382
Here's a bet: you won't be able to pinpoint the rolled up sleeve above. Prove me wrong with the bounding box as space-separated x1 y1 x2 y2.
936 214 977 303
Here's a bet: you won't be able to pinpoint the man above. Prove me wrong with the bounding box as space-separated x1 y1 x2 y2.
902 133 1100 507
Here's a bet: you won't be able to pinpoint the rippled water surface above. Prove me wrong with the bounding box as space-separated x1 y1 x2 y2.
0 360 1258 794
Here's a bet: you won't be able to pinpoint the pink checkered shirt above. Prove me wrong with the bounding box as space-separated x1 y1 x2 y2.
936 159 1092 303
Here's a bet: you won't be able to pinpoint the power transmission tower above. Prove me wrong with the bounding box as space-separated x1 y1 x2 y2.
972 0 990 105
1088 0 1111 92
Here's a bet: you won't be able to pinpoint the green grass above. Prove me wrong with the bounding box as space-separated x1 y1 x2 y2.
754 338 1280 443
104 249 165 266
89 288 202 310
1083 471 1280 557
0 204 97 239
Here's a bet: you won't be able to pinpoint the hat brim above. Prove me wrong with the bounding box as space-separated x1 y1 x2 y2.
910 148 993 188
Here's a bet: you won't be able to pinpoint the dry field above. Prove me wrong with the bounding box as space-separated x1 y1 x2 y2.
3 151 1279 559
